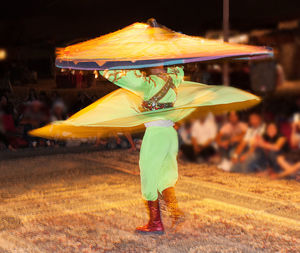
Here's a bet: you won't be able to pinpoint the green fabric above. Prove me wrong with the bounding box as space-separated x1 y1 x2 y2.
139 126 178 201
99 66 184 103
100 68 183 201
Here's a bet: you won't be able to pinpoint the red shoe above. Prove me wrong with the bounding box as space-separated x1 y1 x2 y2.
136 200 164 235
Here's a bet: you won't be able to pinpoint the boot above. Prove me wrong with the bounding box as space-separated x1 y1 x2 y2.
135 199 164 235
162 187 185 227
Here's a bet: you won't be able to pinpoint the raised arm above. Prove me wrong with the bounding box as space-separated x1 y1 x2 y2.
99 69 150 96
166 66 184 87
99 66 184 96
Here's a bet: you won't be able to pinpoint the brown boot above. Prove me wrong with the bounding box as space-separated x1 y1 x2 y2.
162 187 185 227
135 199 164 235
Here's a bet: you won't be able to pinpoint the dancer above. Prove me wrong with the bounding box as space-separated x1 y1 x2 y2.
100 65 184 234
30 19 272 235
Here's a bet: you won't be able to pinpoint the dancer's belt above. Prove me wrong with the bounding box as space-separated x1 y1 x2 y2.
142 101 174 111
141 75 176 112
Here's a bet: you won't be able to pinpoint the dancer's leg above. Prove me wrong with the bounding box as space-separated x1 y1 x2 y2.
139 127 176 201
137 126 175 234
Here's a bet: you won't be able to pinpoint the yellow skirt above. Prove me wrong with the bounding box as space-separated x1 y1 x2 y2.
30 81 260 139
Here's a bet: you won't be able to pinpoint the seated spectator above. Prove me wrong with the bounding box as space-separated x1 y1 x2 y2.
273 155 300 179
51 101 67 122
19 100 50 147
272 117 300 179
231 113 265 173
255 122 287 176
190 113 217 162
178 121 194 161
0 115 15 150
216 111 247 169
0 94 24 150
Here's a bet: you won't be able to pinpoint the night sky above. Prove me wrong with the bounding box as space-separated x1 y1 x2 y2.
1 0 300 46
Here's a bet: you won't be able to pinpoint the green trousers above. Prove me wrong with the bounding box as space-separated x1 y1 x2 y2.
139 126 178 201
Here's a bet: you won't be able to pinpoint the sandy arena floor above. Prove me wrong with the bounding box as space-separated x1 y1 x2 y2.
0 150 299 252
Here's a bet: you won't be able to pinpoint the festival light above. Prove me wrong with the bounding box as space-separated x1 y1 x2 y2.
0 49 7 60
93 70 98 79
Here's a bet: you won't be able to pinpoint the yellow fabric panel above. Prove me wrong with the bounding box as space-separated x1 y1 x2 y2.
30 81 260 140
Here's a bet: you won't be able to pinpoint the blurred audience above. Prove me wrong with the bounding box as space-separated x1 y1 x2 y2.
273 114 300 179
0 81 299 182
189 113 217 162
216 111 247 170
230 113 265 173
255 122 288 176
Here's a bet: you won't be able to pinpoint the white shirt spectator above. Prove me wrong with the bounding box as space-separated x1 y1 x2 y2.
243 124 265 145
191 113 217 145
220 121 248 137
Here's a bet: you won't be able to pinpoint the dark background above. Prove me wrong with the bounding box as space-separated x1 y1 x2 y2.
1 0 300 46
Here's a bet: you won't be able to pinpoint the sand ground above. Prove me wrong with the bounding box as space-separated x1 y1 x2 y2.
0 150 299 252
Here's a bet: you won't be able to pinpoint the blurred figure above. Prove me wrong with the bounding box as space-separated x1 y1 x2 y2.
0 94 20 150
231 113 265 173
51 101 67 122
50 91 61 106
72 92 92 114
191 113 217 162
178 121 194 161
39 91 51 109
272 115 300 179
25 88 38 102
0 96 15 150
216 111 247 170
95 132 136 151
19 100 49 147
290 113 300 149
273 155 300 179
255 122 287 176
49 101 67 147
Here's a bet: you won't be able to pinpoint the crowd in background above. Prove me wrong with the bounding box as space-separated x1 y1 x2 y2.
177 109 300 180
1 86 300 180
0 59 299 181
0 88 99 149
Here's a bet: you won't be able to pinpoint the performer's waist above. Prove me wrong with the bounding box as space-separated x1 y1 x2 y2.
144 120 174 128
141 101 174 111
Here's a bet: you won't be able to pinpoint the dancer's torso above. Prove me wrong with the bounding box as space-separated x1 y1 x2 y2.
100 67 184 127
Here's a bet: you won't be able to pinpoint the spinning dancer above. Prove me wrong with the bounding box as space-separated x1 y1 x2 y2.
100 65 184 234
30 19 272 235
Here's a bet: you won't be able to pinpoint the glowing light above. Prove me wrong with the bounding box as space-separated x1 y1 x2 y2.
0 49 7 60
93 70 98 78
